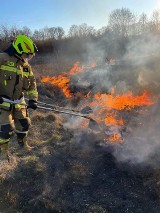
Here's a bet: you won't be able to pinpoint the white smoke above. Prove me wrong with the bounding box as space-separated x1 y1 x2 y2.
113 103 160 166
110 34 160 166
70 32 160 166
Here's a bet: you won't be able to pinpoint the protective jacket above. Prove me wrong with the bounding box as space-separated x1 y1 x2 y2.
0 39 38 156
0 51 38 110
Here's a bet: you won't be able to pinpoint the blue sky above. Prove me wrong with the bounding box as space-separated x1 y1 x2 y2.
0 0 159 33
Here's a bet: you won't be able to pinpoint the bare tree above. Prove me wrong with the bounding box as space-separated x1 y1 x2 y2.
21 26 32 36
37 28 48 40
33 30 41 40
48 27 65 39
48 27 56 39
96 26 108 36
68 25 78 37
137 13 149 34
68 23 96 38
150 9 160 33
54 27 65 39
108 8 136 37
0 25 10 42
32 27 65 40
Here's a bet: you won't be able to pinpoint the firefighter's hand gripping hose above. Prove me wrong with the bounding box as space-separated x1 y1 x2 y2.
27 100 38 110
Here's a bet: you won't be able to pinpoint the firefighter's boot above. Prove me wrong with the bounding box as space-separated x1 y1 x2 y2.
0 143 10 162
18 137 33 151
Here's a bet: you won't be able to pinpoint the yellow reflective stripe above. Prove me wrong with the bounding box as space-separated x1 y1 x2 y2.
0 102 10 107
7 61 14 66
0 138 9 144
15 104 21 108
23 72 29 78
23 71 33 77
15 130 28 135
4 80 7 86
0 65 22 75
27 90 38 95
15 104 26 108
29 71 34 76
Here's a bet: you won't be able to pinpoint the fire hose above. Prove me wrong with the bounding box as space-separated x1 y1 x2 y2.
2 98 100 130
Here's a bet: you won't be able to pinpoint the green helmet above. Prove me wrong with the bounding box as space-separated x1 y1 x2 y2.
12 35 38 54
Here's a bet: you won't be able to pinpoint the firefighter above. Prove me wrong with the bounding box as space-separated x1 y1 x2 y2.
0 34 38 161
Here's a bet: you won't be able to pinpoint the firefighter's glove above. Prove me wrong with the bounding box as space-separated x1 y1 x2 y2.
0 97 4 104
27 100 38 110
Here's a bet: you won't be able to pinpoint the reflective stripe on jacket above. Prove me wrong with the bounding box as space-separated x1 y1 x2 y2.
0 53 38 110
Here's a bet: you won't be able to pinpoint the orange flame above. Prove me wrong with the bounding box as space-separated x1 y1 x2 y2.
86 90 155 111
41 75 72 98
104 113 124 126
69 61 85 75
40 61 157 143
105 133 124 143
91 63 96 68
81 90 156 132
41 62 96 98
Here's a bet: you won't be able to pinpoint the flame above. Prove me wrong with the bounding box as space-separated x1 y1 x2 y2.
41 62 97 98
91 90 155 111
91 63 96 68
104 113 124 126
41 75 72 98
69 61 85 75
104 133 124 143
81 89 156 142
40 61 157 143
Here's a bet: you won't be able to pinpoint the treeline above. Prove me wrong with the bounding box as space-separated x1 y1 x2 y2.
1 8 160 59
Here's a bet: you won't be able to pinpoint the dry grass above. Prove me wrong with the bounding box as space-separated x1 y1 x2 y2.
29 111 64 146
0 155 19 181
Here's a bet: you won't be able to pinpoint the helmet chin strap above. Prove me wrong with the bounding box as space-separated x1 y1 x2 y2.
14 53 25 63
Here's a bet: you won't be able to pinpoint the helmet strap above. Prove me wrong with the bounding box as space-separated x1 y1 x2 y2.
14 53 25 63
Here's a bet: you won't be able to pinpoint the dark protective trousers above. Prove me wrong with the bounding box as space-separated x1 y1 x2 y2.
0 106 31 145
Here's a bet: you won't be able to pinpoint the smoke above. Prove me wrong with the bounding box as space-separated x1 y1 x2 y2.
68 32 160 167
36 31 160 167
69 34 160 96
111 33 160 166
109 34 160 166
113 103 160 166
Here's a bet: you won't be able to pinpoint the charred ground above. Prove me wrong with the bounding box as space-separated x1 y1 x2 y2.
1 112 160 213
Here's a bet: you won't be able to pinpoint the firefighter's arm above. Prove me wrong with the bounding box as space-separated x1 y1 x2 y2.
26 65 38 102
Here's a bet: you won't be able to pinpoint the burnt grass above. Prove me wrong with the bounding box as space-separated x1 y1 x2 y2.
0 114 160 213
